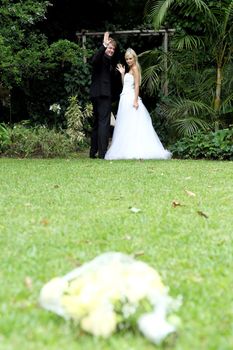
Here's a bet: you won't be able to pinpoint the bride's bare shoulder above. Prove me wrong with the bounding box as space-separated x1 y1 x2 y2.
131 65 139 73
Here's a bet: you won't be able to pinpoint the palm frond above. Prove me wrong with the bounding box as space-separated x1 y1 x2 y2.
222 63 233 92
181 69 216 102
145 0 217 29
221 0 233 43
172 33 204 50
173 116 210 136
220 93 233 114
145 0 175 29
138 49 163 67
212 0 233 28
141 66 161 95
180 0 212 16
167 98 214 119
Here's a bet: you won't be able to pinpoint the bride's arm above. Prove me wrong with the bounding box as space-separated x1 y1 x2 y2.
132 66 140 109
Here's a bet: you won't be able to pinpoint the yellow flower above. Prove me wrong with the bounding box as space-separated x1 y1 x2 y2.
80 306 117 337
61 295 88 320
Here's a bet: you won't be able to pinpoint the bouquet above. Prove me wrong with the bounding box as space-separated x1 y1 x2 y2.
39 252 181 344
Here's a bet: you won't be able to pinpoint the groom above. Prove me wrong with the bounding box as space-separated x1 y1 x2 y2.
89 32 118 159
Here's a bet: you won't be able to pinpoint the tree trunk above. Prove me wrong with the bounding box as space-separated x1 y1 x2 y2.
214 66 222 130
214 66 222 110
162 30 169 96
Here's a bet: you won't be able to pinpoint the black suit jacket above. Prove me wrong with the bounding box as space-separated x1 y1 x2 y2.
90 45 116 99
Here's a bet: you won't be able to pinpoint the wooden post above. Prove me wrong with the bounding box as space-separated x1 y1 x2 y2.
9 93 12 124
82 32 87 63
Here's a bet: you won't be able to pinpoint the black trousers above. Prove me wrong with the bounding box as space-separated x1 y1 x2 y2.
90 96 111 159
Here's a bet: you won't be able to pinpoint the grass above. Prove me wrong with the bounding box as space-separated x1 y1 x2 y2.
0 157 233 350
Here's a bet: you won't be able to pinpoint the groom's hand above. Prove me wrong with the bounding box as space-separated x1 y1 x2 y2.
103 32 110 47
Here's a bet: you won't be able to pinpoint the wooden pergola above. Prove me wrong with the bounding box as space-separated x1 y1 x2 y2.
76 29 175 95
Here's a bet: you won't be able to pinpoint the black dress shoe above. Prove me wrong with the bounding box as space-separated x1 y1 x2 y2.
98 154 105 159
90 154 97 159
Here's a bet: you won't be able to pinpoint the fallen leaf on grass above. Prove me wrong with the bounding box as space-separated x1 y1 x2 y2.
216 239 227 246
129 207 141 213
113 196 124 201
40 218 49 225
123 235 132 240
197 210 208 219
24 276 33 289
185 189 196 197
134 251 144 257
172 200 184 208
189 275 203 283
79 239 92 245
66 256 82 267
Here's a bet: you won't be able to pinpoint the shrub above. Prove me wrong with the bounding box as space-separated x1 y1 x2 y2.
65 95 92 149
170 128 233 160
1 123 76 158
0 123 11 153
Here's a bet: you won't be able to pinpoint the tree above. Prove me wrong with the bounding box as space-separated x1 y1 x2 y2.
144 0 233 134
0 0 51 87
0 1 91 124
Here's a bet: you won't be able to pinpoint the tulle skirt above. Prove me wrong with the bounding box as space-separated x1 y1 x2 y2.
105 92 172 160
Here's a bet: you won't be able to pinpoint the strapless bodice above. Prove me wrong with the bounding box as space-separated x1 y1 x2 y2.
121 73 134 95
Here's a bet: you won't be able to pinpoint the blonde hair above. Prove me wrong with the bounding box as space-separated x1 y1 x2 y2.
125 48 141 84
109 37 117 48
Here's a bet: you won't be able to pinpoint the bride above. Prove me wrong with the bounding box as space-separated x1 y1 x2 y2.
105 48 171 160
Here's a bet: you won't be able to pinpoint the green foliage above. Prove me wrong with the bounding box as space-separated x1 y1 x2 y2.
139 49 164 96
65 96 93 149
159 97 212 137
1 123 75 158
0 0 51 87
10 41 92 125
46 40 86 67
171 128 233 160
0 0 51 25
0 123 11 152
25 41 92 124
142 0 233 140
0 1 92 124
145 0 215 32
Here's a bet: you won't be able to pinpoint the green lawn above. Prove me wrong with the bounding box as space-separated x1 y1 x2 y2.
0 157 233 350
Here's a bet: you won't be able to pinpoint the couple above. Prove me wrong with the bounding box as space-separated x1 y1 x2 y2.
89 32 171 160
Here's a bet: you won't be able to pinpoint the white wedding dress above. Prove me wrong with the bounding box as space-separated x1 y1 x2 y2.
105 73 172 160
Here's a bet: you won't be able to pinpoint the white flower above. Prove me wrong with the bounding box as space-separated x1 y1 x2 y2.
122 303 137 318
39 277 68 318
129 207 141 213
49 103 61 114
138 304 176 344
